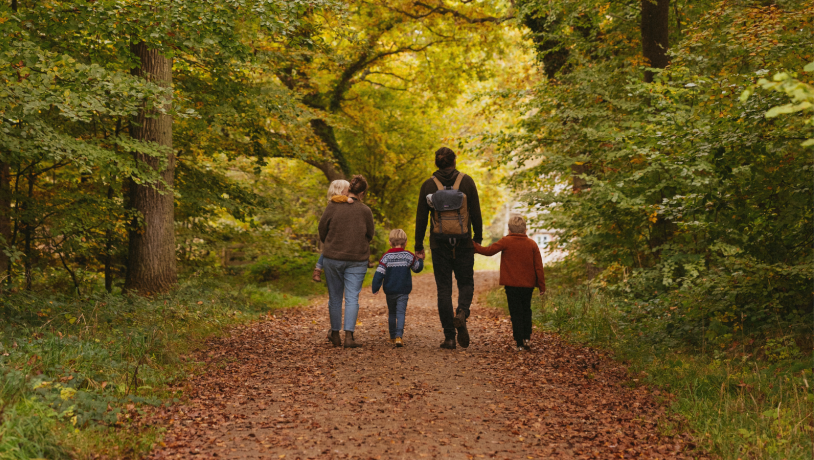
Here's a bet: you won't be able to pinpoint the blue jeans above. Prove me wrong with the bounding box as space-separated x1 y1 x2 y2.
316 254 324 270
386 293 409 339
323 258 368 332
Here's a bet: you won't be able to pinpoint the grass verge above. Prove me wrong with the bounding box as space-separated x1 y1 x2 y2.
0 267 318 459
484 276 813 460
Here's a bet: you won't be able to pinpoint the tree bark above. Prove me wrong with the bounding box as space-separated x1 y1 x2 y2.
125 42 177 294
0 161 10 290
641 0 670 82
22 171 35 290
308 119 350 181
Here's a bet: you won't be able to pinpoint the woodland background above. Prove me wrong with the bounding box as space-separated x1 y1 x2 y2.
0 0 811 458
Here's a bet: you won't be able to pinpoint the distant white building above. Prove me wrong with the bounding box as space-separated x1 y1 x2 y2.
502 201 567 265
527 228 567 264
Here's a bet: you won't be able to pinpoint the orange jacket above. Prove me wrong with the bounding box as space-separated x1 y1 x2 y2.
474 233 546 291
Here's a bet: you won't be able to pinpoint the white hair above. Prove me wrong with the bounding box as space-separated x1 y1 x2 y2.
326 180 350 202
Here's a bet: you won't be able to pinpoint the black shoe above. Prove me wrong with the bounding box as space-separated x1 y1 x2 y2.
453 310 467 329
456 325 470 348
440 338 456 349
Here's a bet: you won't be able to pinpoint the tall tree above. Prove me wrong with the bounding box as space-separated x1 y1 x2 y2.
641 0 670 82
124 43 176 294
0 161 9 289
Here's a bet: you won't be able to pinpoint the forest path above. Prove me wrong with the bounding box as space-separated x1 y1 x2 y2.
147 272 691 459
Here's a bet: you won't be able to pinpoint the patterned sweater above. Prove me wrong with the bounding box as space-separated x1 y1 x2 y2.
371 248 424 295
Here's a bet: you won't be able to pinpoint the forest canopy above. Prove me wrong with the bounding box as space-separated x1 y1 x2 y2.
0 0 523 294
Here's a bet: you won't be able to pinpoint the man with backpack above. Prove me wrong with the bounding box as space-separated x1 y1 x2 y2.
415 147 483 349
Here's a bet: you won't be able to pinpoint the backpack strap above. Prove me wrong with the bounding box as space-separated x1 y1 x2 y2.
452 173 466 191
431 176 444 190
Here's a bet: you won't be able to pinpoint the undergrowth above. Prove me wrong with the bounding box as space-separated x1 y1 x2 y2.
485 270 813 460
0 266 318 459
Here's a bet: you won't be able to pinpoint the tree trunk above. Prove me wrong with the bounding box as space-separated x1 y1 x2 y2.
571 163 590 193
104 183 115 293
23 171 35 290
641 0 670 82
125 42 177 294
0 161 10 290
308 119 350 181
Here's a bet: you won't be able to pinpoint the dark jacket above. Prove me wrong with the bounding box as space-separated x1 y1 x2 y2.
318 200 375 261
371 248 424 295
415 168 483 251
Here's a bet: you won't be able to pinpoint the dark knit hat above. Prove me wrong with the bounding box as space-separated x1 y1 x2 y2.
435 147 456 169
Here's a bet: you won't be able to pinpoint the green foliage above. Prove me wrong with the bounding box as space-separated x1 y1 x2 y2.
0 268 314 457
490 1 813 346
247 253 319 282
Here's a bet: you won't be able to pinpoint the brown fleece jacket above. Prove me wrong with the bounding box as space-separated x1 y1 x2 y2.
474 233 546 291
318 200 375 262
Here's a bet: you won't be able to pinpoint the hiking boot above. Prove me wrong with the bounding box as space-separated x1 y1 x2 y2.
440 338 456 350
453 310 467 329
329 330 341 347
312 268 322 282
344 331 361 348
394 337 404 348
456 325 470 348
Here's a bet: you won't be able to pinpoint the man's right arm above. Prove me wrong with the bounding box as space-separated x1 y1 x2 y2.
414 180 430 252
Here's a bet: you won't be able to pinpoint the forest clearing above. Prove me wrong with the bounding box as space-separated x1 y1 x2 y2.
1 0 812 459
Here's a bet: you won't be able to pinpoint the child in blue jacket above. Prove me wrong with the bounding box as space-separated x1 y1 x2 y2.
372 229 424 347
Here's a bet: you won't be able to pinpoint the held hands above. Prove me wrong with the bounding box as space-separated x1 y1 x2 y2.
415 250 425 260
372 290 381 296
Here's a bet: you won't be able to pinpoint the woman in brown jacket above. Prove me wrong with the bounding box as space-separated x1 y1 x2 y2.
318 175 375 348
473 214 545 351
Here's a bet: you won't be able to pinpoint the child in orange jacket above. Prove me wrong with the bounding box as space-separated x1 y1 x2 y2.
473 214 545 351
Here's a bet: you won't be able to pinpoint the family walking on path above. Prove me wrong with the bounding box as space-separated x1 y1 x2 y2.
147 148 693 460
317 146 546 351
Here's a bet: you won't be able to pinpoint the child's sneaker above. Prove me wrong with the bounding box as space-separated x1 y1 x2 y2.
312 268 321 282
516 345 525 352
394 337 404 348
523 339 531 351
389 338 396 344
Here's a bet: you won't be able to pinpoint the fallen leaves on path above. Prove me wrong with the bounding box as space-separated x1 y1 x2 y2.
141 272 700 459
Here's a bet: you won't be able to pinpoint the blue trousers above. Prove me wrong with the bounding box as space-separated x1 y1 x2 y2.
323 257 368 332
316 254 324 270
386 293 409 339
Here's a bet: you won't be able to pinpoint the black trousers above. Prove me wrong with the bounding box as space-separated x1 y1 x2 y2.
431 244 474 339
505 286 534 345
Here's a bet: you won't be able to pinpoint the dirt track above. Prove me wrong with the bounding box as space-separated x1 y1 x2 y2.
146 272 692 459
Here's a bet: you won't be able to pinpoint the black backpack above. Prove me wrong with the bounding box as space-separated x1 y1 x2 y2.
426 173 471 241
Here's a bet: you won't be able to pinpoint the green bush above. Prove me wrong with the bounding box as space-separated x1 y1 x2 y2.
246 253 319 282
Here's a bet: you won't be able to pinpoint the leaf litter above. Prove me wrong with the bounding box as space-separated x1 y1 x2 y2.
141 272 702 459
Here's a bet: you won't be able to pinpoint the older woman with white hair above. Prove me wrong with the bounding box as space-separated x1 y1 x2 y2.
313 179 353 282
318 175 375 348
473 214 546 351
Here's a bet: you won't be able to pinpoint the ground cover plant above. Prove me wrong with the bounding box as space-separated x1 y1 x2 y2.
484 265 813 460
0 266 318 459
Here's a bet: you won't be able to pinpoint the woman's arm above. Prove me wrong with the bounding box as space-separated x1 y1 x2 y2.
365 207 375 242
318 206 332 243
532 244 546 293
473 238 506 256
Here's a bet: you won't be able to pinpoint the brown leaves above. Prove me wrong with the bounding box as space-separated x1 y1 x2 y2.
141 273 703 459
